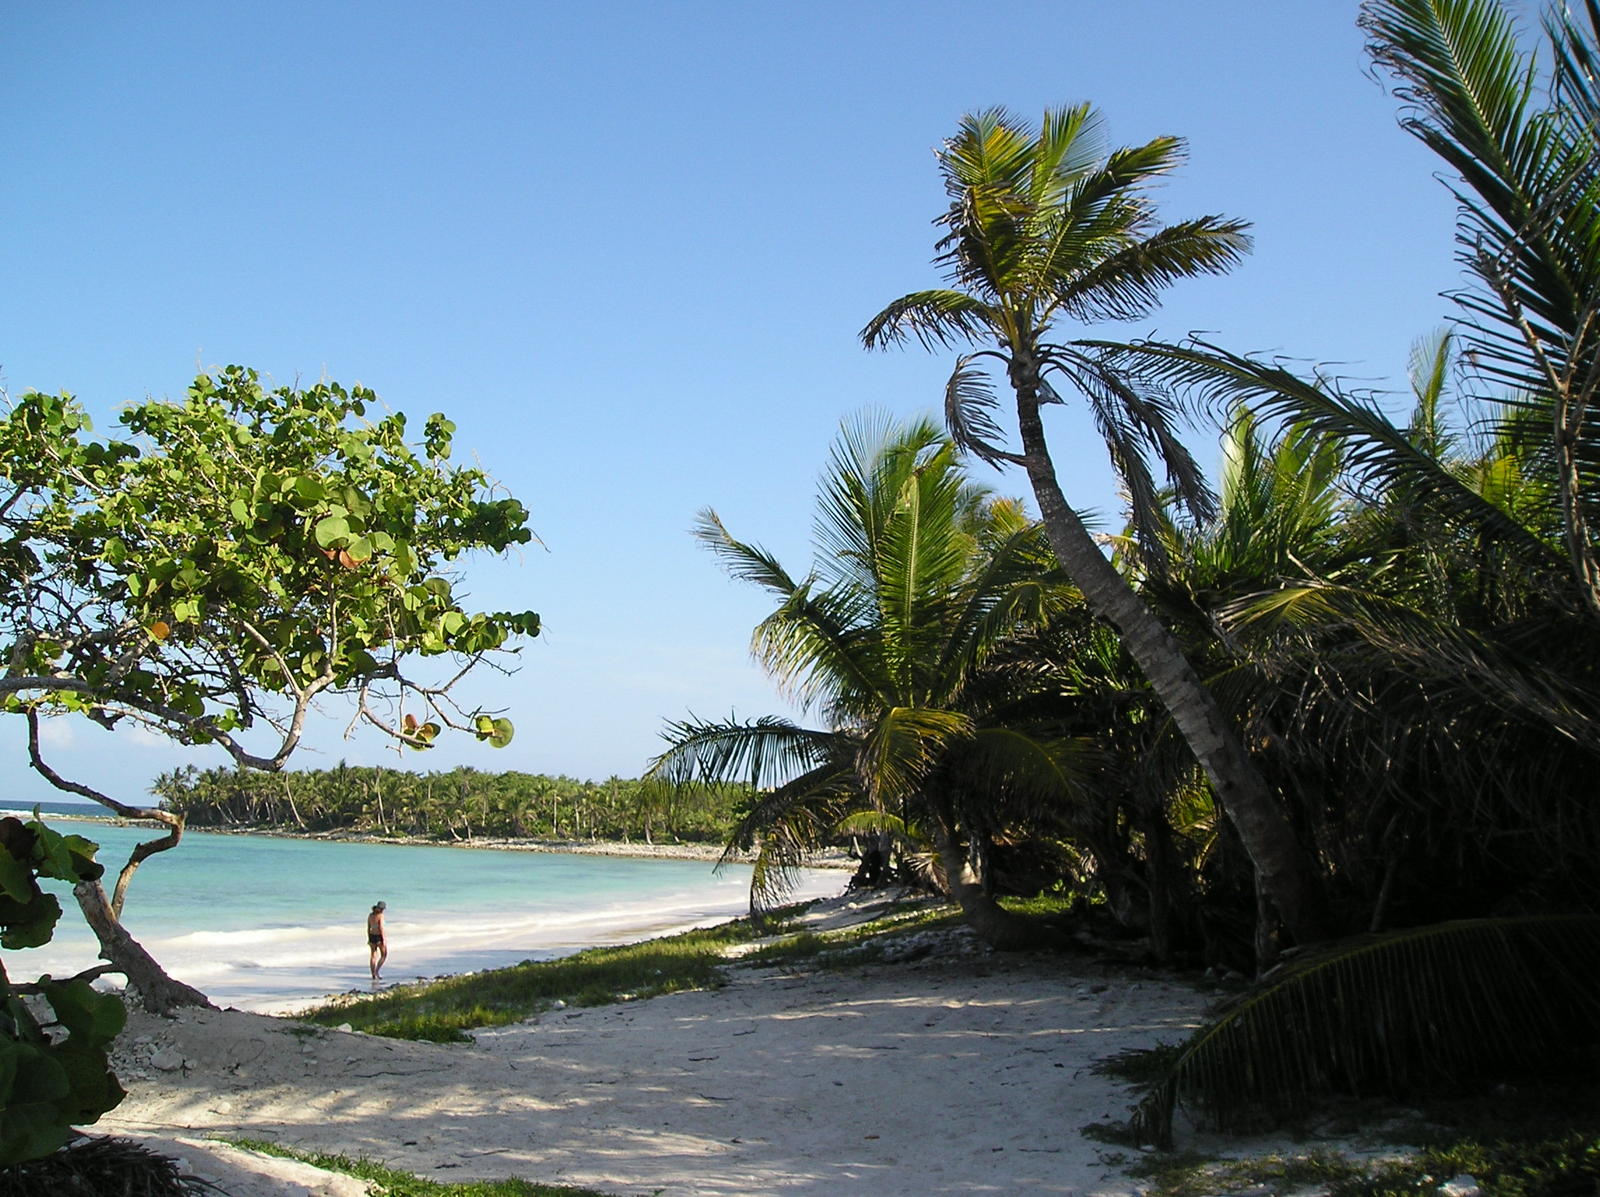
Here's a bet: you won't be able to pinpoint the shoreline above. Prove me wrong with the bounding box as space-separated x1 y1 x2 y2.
26 809 857 869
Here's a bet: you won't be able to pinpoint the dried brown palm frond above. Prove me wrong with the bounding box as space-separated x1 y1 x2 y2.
0 1134 220 1196
1132 914 1600 1147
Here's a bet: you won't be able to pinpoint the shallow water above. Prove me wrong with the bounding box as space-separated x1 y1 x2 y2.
4 807 843 1013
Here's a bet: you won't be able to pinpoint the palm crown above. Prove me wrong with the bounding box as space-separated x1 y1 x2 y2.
863 105 1250 352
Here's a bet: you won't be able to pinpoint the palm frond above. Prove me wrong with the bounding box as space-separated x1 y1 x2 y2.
858 705 974 807
1224 579 1600 747
861 289 996 352
1051 347 1218 552
1133 915 1600 1146
1405 326 1458 458
1364 0 1600 494
724 760 859 908
646 714 841 791
693 509 801 596
1052 215 1252 325
1116 336 1567 580
944 355 1015 465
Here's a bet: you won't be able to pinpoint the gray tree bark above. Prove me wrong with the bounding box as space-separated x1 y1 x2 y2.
1011 363 1327 949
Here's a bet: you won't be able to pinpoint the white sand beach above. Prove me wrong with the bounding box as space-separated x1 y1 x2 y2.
99 895 1218 1196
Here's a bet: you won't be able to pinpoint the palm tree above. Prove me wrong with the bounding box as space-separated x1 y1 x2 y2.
862 106 1327 948
648 414 1080 946
1363 0 1600 619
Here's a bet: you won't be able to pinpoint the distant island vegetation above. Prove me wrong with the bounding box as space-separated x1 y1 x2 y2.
151 763 746 847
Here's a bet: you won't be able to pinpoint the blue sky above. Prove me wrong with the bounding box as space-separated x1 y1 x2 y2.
3 2 1480 802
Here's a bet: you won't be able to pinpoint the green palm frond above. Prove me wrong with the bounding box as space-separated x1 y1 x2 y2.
1132 915 1600 1147
834 808 923 843
726 761 858 908
1364 0 1600 497
749 585 885 712
954 726 1090 817
1118 336 1567 579
935 529 1065 689
1224 577 1600 745
692 509 801 596
858 705 975 807
1405 326 1458 459
646 715 842 791
1052 347 1218 544
1053 215 1252 325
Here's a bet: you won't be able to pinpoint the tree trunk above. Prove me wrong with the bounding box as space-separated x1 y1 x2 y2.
1011 368 1326 949
74 880 213 1014
110 812 185 919
930 815 1038 950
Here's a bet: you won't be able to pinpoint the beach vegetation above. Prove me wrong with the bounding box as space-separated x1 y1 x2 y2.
1129 916 1600 1146
149 763 745 846
647 414 1086 947
0 816 125 1165
1125 1129 1600 1197
1088 0 1600 1139
297 898 964 1041
861 104 1330 951
0 369 538 1011
0 1134 216 1197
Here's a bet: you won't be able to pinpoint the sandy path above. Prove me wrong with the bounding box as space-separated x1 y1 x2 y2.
99 902 1212 1195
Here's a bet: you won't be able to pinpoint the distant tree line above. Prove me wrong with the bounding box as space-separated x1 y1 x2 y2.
151 763 749 846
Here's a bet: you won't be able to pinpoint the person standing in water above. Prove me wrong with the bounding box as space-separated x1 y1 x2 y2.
367 901 388 981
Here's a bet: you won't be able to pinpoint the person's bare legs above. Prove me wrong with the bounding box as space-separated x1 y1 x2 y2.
370 942 387 980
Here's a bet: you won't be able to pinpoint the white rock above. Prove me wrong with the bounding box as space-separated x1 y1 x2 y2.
1440 1175 1481 1197
150 1047 185 1072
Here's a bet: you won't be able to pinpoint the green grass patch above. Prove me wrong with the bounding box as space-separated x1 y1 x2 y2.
224 1138 608 1197
996 892 1077 918
300 921 759 1040
298 895 968 1042
742 902 959 968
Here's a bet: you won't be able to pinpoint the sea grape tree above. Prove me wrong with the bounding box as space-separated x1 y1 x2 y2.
0 366 539 1006
0 815 125 1164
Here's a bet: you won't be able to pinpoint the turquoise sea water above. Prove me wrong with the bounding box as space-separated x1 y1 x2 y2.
3 803 843 1013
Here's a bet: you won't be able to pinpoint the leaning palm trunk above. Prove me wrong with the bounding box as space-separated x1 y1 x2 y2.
864 104 1327 952
1013 372 1325 947
928 805 1037 950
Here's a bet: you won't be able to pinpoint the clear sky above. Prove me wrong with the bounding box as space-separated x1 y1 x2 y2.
3 2 1486 802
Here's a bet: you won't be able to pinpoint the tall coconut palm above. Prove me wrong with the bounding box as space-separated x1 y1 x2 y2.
647 414 1081 946
862 106 1328 947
